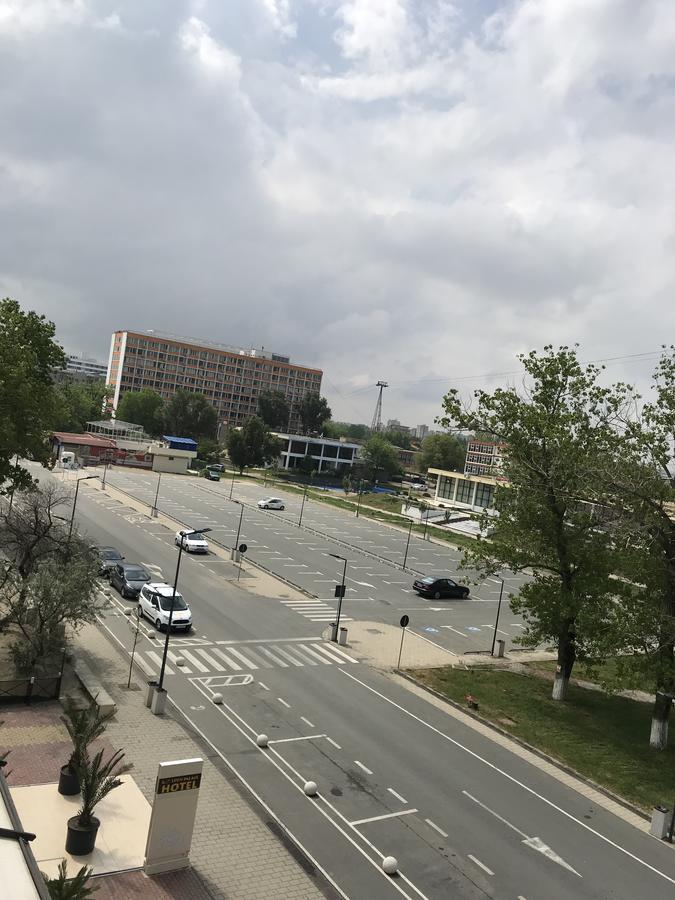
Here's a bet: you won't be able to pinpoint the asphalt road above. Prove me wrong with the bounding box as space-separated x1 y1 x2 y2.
101 468 532 657
50 473 675 900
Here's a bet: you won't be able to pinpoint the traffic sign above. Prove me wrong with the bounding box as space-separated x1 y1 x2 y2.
238 543 247 554
399 615 409 628
334 584 346 598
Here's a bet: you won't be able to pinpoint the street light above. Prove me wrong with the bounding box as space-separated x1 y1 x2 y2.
355 480 364 518
329 552 348 642
229 466 237 500
232 500 245 553
156 527 212 698
67 475 98 542
402 518 414 570
490 577 506 656
298 483 308 528
151 472 162 516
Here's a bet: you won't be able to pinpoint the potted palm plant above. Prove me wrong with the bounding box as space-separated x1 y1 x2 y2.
59 699 114 796
43 860 98 899
65 747 132 856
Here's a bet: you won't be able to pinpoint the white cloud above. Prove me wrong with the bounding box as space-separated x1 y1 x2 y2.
180 16 241 80
0 0 87 35
259 0 297 38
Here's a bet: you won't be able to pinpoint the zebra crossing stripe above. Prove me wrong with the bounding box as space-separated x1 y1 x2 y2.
297 644 332 665
234 647 273 668
193 648 227 670
273 646 305 667
259 646 289 667
211 648 242 670
318 643 358 664
308 644 346 665
227 647 258 669
147 650 173 675
179 650 210 673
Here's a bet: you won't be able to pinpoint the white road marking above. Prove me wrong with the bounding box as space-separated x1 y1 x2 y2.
424 819 448 838
269 734 325 744
462 791 528 839
301 716 316 728
387 788 408 804
350 809 418 826
468 855 494 876
354 760 373 775
278 697 291 709
340 670 674 887
258 681 270 691
216 637 323 644
325 736 342 749
440 625 468 637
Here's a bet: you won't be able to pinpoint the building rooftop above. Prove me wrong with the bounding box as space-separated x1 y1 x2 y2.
52 431 117 449
132 329 293 364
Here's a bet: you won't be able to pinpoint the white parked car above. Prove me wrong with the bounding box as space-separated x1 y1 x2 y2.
139 583 193 632
175 530 209 553
257 497 285 510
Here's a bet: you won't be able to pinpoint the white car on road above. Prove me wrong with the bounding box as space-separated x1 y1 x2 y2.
257 497 285 510
175 530 209 553
139 583 193 632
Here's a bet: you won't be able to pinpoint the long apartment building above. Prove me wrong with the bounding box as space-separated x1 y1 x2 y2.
463 439 506 477
106 330 323 431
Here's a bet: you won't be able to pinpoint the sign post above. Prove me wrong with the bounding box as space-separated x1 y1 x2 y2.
237 543 247 582
396 615 409 671
144 757 203 875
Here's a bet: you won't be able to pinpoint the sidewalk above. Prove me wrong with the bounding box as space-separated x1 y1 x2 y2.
1 623 331 900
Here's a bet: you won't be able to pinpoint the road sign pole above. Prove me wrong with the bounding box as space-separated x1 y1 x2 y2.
402 519 413 570
491 577 505 656
396 615 409 671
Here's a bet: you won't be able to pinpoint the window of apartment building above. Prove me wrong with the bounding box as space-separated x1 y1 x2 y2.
456 479 474 504
437 476 455 501
474 483 494 509
290 440 307 454
338 447 354 460
322 445 338 458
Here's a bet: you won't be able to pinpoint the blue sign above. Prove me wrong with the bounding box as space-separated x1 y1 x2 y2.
424 627 440 634
467 626 481 632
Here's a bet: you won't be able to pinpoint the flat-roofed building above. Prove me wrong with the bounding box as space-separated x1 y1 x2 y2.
106 330 323 433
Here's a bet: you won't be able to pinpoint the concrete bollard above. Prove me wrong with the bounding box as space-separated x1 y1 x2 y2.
382 856 398 875
150 687 167 716
496 639 505 658
175 657 186 667
650 806 670 839
144 681 158 708
212 692 223 705
303 781 318 797
256 734 269 748
330 622 338 643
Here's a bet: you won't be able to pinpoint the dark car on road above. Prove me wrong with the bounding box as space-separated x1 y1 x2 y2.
413 576 470 599
205 469 221 481
110 563 152 599
96 546 124 577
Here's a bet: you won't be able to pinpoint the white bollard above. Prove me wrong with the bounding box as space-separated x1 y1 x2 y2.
382 856 398 875
147 631 156 639
303 781 318 797
175 657 186 667
123 608 132 616
212 692 223 705
256 734 269 747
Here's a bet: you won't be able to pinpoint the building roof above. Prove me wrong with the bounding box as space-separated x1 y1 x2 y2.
162 435 198 448
52 431 117 449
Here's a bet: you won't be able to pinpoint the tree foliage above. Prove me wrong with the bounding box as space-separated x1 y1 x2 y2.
52 381 111 433
418 433 467 473
257 390 289 430
382 429 412 450
359 435 401 481
164 390 217 439
115 389 165 436
323 421 369 440
0 298 66 494
226 417 283 474
440 347 629 702
43 860 99 900
299 393 331 434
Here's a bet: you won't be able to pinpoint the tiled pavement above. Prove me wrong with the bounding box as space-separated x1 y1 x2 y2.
0 624 332 900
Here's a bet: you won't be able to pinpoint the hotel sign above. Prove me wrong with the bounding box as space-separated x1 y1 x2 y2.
144 758 203 875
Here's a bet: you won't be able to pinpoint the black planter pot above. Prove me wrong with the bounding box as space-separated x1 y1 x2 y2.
66 815 100 856
58 765 80 796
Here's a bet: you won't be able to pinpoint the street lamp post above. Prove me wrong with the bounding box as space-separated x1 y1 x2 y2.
402 518 414 570
298 483 308 528
233 501 245 552
329 553 348 642
156 527 212 700
355 481 363 518
67 475 97 542
490 577 505 656
151 472 162 516
229 466 237 500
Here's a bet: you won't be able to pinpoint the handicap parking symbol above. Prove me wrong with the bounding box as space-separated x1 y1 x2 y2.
424 627 440 634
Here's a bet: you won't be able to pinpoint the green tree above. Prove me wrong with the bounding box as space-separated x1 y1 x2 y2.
116 389 165 436
53 382 111 433
299 393 331 434
0 298 66 494
418 433 467 473
197 438 223 465
440 346 628 702
164 390 217 439
383 429 412 450
226 417 283 474
257 390 290 430
360 435 401 482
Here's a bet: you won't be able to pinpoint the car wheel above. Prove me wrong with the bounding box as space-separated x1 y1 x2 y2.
155 618 163 631
280 505 285 510
462 589 470 598
433 591 441 600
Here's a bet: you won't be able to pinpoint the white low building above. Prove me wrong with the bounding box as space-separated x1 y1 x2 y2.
272 433 361 474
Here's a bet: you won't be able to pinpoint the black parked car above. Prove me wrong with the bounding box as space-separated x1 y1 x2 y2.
110 563 152 599
96 546 124 577
413 576 470 599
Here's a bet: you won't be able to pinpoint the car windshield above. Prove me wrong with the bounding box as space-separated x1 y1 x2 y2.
126 568 149 581
187 534 206 541
101 549 121 559
158 594 187 611
421 577 436 584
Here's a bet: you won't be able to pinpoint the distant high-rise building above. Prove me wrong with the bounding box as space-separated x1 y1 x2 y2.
415 424 429 440
54 353 108 383
106 330 323 432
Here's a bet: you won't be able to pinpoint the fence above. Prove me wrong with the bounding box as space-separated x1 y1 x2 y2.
0 673 62 705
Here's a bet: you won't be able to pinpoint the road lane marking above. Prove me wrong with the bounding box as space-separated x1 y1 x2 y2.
259 647 289 667
274 646 306 667
301 716 316 728
439 625 468 637
388 788 407 804
462 791 528 838
278 697 291 708
258 681 270 691
325 737 342 749
354 760 373 775
424 819 448 838
350 809 418 826
468 855 494 876
211 648 242 670
269 734 325 744
227 647 259 669
339 670 674 887
298 644 332 665
216 637 323 643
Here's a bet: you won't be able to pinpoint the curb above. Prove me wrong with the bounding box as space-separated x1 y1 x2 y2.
396 671 650 822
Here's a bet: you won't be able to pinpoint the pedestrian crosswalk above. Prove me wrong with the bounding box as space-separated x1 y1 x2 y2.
279 598 353 623
136 640 358 676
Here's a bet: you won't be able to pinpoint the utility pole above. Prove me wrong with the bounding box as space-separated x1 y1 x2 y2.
370 381 388 433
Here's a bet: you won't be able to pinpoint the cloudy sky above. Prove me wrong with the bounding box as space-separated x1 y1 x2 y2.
1 1 674 427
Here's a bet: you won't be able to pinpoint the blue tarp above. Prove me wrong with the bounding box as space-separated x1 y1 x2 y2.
162 435 198 451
